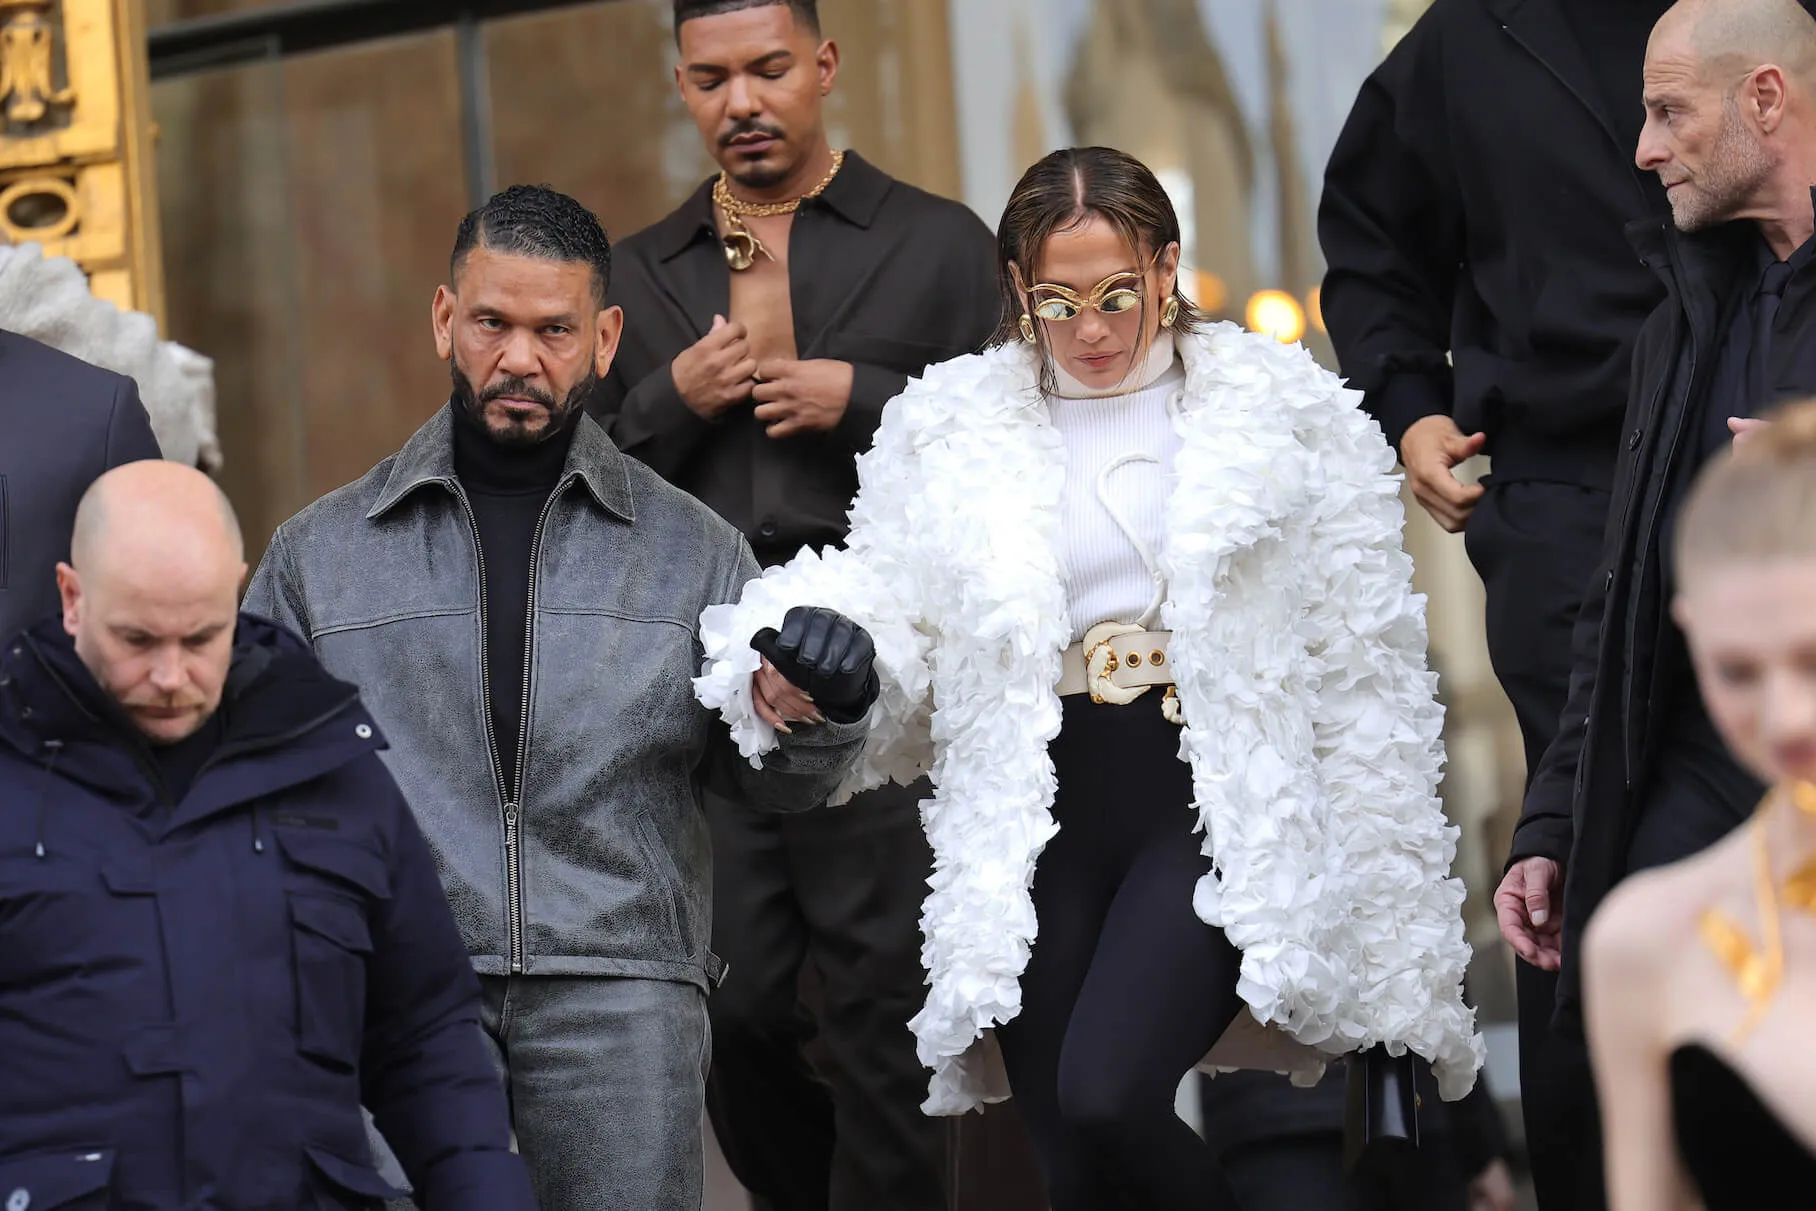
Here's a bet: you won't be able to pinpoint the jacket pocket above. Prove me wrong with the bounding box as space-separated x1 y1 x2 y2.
0 1148 114 1210
631 809 687 949
290 891 374 1072
275 828 392 902
0 857 108 988
303 1143 406 1211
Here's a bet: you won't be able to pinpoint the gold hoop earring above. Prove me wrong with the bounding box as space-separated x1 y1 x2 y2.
1161 297 1180 328
1020 313 1037 343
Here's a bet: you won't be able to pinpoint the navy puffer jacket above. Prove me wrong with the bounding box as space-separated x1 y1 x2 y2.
0 614 533 1210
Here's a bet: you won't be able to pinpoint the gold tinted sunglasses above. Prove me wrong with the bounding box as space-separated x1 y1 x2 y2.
1013 254 1160 322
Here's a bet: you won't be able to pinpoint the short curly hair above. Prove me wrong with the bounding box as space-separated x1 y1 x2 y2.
450 184 612 307
673 0 819 40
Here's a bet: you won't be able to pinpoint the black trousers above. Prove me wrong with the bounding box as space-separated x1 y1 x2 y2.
995 692 1245 1211
1464 479 1609 1211
703 779 947 1211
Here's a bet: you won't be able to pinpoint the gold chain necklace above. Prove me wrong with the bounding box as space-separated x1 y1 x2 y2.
1699 781 1816 1043
713 149 845 271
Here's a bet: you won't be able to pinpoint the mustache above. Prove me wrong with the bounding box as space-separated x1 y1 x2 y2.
719 119 784 150
124 697 206 712
479 377 557 408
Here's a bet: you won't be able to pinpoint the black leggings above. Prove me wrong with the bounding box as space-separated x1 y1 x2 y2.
995 692 1246 1211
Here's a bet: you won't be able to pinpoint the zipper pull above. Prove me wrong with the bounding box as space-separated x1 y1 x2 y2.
505 805 519 833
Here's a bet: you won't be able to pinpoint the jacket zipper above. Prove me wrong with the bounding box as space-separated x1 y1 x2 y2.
452 485 520 972
454 477 565 976
506 489 561 975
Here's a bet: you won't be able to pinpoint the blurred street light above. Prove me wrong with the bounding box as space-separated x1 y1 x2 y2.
1246 289 1306 343
1193 269 1228 314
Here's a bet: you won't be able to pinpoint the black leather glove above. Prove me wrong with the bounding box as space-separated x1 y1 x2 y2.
751 606 879 724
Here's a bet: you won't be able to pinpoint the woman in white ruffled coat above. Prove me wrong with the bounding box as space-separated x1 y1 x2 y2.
697 147 1482 1209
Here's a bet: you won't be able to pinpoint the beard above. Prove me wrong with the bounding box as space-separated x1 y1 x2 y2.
1670 98 1775 233
451 357 596 448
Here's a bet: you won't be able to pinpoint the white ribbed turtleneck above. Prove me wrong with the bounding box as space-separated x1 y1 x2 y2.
1045 333 1184 644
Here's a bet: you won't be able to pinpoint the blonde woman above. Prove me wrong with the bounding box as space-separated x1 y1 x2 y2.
1587 401 1816 1210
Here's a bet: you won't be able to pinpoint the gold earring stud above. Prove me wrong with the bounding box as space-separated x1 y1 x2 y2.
1161 297 1180 328
1020 313 1037 343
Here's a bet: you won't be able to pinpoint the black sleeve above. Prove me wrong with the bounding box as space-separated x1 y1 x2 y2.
835 361 911 452
361 768 535 1209
1316 11 1463 455
104 374 163 464
594 249 721 478
599 359 720 479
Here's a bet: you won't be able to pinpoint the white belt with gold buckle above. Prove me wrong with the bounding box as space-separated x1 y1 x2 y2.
1057 622 1178 715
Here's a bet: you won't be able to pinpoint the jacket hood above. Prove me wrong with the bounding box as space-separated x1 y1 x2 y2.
0 613 380 813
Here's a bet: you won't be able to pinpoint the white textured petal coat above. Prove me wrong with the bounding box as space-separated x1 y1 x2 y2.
695 325 1485 1114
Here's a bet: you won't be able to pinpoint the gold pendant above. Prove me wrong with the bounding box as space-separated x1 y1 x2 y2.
1702 910 1773 997
723 230 757 272
1785 859 1816 912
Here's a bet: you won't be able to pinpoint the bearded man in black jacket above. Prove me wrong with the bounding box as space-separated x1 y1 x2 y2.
1493 0 1816 1205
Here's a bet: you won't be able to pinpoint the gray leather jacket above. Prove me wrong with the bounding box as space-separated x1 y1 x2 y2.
244 406 864 988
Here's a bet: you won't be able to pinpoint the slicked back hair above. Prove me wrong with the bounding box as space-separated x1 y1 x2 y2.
993 147 1205 392
450 184 613 308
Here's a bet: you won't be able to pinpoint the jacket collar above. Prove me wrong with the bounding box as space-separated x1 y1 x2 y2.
367 404 636 524
648 149 892 263
0 615 373 833
1627 186 1816 298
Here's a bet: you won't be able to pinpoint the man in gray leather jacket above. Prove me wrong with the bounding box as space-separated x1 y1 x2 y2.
243 185 878 1211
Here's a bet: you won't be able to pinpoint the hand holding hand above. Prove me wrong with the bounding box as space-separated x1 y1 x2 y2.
1400 414 1487 532
749 606 878 731
672 315 757 420
1495 856 1563 971
753 359 855 438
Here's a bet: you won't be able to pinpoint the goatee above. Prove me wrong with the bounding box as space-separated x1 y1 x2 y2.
451 359 596 448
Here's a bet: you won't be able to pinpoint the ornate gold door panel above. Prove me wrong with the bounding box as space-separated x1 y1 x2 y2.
0 0 163 325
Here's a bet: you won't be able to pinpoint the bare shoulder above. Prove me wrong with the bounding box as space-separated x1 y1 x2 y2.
1585 860 1709 993
1590 835 1743 994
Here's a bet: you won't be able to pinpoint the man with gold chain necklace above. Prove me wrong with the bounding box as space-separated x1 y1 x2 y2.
593 3 996 1208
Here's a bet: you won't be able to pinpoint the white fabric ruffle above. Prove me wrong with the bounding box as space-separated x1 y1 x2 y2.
694 325 1484 1110
0 241 219 470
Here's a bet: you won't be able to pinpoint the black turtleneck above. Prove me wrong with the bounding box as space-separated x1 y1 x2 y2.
1560 1 1676 157
452 405 575 800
